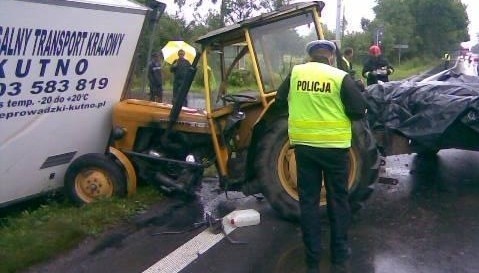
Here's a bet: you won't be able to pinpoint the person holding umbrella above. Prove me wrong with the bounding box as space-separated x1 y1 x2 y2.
170 49 192 106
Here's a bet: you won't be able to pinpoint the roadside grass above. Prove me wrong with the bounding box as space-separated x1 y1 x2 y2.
0 185 161 273
389 57 440 81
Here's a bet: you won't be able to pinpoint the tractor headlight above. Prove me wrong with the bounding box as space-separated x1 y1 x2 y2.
112 126 126 140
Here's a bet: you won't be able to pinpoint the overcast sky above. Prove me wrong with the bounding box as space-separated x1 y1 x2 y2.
162 0 478 43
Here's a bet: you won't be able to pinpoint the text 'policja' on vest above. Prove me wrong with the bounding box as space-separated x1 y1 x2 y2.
296 80 331 93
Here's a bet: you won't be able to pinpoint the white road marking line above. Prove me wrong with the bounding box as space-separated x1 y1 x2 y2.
142 221 236 273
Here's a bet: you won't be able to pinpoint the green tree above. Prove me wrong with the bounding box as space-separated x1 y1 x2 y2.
373 0 416 59
370 0 469 59
259 0 291 12
222 0 264 25
360 18 371 32
128 0 210 86
407 0 469 56
342 31 373 64
178 0 290 26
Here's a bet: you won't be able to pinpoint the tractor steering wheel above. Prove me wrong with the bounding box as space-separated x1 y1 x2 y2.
221 94 257 104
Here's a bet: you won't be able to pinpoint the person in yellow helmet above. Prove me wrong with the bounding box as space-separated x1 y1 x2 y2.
276 40 366 273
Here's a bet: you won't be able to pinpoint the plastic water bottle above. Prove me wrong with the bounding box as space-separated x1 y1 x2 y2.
224 209 261 227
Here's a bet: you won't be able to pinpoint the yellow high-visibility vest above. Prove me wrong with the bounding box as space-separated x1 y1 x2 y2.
288 62 351 148
342 56 351 70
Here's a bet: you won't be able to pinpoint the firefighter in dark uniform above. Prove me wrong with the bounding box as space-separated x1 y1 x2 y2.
276 40 366 273
362 45 394 86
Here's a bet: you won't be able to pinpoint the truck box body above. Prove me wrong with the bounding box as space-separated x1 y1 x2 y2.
0 0 147 206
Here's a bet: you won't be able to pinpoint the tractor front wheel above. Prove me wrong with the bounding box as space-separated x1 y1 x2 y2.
64 153 127 204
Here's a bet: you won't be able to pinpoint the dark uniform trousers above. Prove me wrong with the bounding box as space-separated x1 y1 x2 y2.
294 145 351 266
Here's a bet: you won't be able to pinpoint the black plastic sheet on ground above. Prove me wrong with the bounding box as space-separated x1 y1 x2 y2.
364 75 479 150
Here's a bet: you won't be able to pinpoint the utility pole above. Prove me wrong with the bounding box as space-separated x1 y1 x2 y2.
335 0 343 49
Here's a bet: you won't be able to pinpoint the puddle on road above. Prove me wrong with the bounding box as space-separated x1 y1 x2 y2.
197 177 254 220
144 177 257 236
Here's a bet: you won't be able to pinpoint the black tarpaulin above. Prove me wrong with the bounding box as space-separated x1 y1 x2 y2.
364 75 479 149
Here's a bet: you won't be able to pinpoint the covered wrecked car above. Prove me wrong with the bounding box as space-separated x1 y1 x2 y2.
364 60 479 156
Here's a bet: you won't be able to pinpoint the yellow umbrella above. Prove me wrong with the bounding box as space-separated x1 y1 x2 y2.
161 41 196 64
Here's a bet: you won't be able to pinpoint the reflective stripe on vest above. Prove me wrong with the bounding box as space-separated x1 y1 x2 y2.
288 62 351 148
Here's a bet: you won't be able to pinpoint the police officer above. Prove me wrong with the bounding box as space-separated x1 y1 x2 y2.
276 40 366 273
338 47 365 92
339 47 354 75
148 52 163 102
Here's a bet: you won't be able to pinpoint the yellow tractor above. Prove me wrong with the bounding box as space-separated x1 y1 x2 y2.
65 1 379 220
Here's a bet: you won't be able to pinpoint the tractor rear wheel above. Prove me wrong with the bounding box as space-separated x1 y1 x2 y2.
256 118 379 221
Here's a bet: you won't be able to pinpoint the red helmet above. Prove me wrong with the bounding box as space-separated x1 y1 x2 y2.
369 45 381 55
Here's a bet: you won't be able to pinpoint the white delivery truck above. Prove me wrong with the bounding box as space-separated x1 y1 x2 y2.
0 0 150 207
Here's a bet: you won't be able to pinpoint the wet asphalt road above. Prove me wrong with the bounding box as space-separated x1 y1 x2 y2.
182 149 479 273
24 149 479 273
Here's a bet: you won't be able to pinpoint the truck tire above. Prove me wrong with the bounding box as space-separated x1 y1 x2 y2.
256 118 379 221
65 153 127 205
